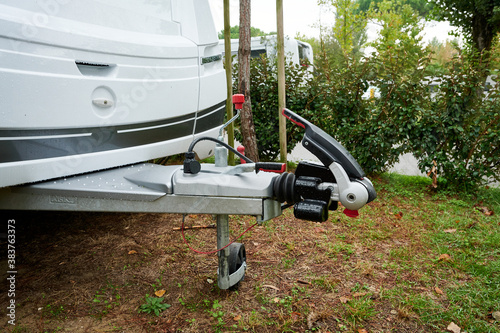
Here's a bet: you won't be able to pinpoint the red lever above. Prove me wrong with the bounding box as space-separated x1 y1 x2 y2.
237 145 246 164
232 94 245 110
343 209 359 218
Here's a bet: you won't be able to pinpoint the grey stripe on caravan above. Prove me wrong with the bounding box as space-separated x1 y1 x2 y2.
0 100 226 139
0 133 92 141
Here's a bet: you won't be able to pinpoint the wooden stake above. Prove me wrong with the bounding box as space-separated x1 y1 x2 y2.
276 0 287 165
224 0 235 165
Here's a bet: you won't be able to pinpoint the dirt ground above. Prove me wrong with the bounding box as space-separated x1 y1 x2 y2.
0 198 450 332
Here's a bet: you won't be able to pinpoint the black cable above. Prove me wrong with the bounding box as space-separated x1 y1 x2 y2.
188 136 254 164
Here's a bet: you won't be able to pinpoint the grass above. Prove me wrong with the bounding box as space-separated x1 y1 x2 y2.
138 295 171 317
3 172 499 332
90 280 123 319
373 173 500 332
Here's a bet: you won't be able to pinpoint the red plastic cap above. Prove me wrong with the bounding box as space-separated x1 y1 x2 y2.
343 209 359 218
237 145 246 164
232 94 245 109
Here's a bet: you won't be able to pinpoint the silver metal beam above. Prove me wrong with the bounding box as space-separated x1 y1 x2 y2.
0 162 281 219
0 187 270 215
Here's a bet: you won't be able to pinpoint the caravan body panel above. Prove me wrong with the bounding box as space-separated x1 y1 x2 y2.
0 0 226 187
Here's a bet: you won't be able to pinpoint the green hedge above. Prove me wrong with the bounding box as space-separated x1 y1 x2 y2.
233 44 499 191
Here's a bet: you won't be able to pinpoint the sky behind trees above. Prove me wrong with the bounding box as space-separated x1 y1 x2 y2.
208 0 458 44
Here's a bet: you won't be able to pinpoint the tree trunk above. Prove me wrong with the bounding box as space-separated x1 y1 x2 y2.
238 0 260 162
471 10 494 54
471 12 493 94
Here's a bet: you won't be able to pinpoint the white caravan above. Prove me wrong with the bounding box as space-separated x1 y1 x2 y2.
0 0 226 187
0 0 377 291
220 36 314 70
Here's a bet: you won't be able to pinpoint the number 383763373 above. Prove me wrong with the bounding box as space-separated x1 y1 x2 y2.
7 219 16 269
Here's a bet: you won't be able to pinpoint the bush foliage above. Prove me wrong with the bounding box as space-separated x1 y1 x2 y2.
411 49 500 190
233 56 314 161
234 3 499 191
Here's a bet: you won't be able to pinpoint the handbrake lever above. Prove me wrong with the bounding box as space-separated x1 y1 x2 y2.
282 108 365 179
282 109 376 216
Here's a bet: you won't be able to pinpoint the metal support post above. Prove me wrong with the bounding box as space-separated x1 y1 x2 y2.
215 124 231 289
214 135 228 167
214 109 246 289
216 214 231 289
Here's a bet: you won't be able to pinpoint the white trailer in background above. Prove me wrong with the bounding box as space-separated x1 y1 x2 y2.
219 36 314 70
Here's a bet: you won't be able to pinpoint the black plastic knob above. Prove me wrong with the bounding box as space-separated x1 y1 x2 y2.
183 152 201 174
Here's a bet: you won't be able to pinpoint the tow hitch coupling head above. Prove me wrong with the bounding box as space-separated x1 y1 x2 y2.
180 108 376 223
275 109 377 221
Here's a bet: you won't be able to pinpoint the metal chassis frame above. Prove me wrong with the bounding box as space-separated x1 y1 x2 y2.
0 162 281 290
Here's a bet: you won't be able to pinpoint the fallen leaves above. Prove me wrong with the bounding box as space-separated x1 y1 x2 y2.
313 226 327 233
352 292 368 298
338 289 374 305
297 279 311 285
262 284 279 291
339 296 351 304
291 311 301 321
447 321 461 333
154 290 166 297
474 204 494 216
427 160 438 189
466 221 478 229
307 312 320 329
438 253 452 262
12 177 500 333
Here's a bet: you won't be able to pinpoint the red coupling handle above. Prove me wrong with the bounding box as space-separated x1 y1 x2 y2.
255 162 286 174
233 94 245 110
343 209 359 218
237 145 246 164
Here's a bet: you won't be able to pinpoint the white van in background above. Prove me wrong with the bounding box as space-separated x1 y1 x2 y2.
220 36 314 71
